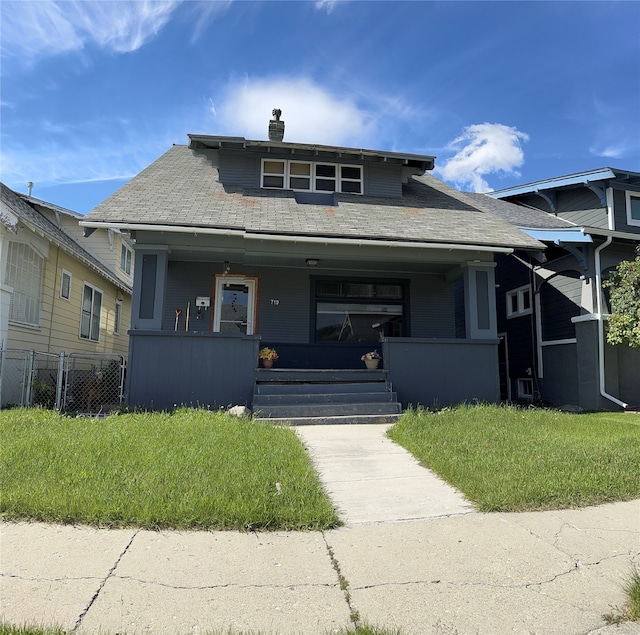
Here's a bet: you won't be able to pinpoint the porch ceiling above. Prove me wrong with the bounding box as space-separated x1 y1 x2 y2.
164 239 490 276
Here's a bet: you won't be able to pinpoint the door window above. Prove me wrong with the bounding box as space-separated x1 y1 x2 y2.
213 276 257 335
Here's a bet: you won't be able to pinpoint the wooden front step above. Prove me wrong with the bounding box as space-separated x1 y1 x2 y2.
253 368 402 424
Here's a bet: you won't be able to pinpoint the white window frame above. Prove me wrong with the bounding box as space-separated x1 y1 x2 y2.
80 282 103 342
517 378 534 400
625 191 640 227
213 275 257 335
60 269 72 301
5 241 44 326
506 284 532 318
120 242 132 275
261 159 362 194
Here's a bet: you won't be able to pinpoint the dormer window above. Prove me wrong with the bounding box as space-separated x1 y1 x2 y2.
261 159 362 194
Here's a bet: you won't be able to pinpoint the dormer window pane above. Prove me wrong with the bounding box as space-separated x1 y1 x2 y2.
316 164 336 178
262 160 286 189
264 175 285 188
340 165 362 193
290 162 310 176
264 161 285 174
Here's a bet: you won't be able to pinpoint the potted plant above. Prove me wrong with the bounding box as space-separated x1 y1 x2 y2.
361 350 381 370
259 347 279 369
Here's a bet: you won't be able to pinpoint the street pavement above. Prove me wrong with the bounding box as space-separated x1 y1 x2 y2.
1 423 639 635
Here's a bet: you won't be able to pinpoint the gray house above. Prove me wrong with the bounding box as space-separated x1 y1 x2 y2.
487 168 640 411
81 118 543 420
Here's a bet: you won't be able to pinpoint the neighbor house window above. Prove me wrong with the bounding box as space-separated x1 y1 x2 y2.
262 159 362 194
517 378 534 400
314 279 406 342
120 243 132 275
506 285 532 318
60 270 72 300
626 191 640 226
80 283 103 341
4 242 43 326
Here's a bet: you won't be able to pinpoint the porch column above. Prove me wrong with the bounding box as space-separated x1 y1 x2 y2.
131 246 168 330
463 262 498 339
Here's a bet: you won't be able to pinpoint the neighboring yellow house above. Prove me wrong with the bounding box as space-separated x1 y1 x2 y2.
0 183 133 409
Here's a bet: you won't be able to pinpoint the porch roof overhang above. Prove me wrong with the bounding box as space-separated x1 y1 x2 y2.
78 220 515 255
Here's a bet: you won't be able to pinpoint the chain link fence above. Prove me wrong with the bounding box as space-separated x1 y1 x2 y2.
0 349 126 414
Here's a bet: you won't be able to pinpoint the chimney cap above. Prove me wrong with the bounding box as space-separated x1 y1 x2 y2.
271 108 282 121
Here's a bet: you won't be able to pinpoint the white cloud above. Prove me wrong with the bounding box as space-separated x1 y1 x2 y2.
436 123 529 192
315 0 344 14
211 76 376 147
0 0 182 63
0 114 197 192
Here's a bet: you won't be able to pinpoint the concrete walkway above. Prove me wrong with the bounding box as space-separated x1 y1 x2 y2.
295 423 474 524
1 423 639 634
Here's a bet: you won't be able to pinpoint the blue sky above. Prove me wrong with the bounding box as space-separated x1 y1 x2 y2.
1 0 639 214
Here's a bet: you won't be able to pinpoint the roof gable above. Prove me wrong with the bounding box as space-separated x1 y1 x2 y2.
1 183 131 293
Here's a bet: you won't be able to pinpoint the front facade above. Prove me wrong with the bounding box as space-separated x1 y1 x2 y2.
488 168 640 411
81 121 543 412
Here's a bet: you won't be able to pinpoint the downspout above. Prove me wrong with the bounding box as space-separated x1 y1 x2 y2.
594 188 629 409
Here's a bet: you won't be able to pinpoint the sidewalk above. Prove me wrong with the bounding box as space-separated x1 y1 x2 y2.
1 422 639 634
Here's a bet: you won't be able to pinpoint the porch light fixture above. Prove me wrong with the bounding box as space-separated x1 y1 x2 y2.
223 261 231 274
306 258 319 267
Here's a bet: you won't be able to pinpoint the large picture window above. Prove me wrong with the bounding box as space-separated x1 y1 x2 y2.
80 283 103 341
314 280 406 342
4 242 43 326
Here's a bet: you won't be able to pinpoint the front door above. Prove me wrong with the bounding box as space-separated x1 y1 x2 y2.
213 276 257 335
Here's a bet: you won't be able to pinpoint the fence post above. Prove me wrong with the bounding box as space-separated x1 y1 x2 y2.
0 347 4 408
55 352 65 411
25 350 35 406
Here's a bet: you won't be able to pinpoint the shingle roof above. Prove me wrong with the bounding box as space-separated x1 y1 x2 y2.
0 183 131 293
84 144 543 251
464 192 576 230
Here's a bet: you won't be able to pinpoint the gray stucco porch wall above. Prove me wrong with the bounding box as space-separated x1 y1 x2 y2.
382 338 500 408
126 331 259 410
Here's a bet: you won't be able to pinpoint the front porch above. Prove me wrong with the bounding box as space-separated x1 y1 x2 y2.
126 331 500 414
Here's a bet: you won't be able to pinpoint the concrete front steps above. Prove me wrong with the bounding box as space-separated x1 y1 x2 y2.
252 368 402 425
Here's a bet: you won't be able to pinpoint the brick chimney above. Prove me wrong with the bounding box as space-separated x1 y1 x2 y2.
268 108 285 142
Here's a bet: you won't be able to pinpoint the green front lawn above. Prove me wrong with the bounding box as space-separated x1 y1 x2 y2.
388 404 640 512
0 408 339 531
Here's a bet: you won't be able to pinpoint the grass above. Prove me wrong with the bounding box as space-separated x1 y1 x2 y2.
387 404 640 512
0 408 340 531
604 567 640 624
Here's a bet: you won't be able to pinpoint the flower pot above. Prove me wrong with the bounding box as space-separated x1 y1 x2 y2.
364 358 379 370
261 359 274 369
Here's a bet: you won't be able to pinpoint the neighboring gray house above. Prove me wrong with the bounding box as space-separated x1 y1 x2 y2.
487 168 640 411
80 117 543 419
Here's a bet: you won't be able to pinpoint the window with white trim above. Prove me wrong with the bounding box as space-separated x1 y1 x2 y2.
517 378 534 400
506 285 532 318
60 270 72 300
625 191 640 226
80 283 103 341
120 243 132 275
4 242 43 326
261 159 362 194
